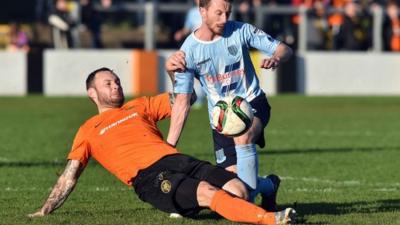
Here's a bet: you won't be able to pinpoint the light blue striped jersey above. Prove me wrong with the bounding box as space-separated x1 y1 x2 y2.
174 20 280 123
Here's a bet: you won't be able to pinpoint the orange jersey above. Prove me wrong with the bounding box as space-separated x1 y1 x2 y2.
67 93 178 185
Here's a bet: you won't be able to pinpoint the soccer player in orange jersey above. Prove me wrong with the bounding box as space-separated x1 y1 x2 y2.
28 67 295 225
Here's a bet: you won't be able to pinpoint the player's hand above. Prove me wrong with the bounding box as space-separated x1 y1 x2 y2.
260 56 280 70
166 51 186 73
27 211 45 218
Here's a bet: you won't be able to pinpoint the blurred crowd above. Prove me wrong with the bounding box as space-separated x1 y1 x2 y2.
1 0 400 52
234 0 400 51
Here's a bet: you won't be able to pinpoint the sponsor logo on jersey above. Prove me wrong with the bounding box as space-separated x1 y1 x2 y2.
196 58 211 66
205 69 244 83
252 25 272 41
205 61 244 83
99 112 138 135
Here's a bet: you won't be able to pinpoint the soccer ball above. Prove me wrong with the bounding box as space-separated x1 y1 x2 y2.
211 95 254 137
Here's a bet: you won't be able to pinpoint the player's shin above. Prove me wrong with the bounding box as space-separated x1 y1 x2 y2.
235 144 258 201
210 189 276 225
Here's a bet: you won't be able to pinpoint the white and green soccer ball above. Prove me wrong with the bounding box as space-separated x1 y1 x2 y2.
211 95 254 137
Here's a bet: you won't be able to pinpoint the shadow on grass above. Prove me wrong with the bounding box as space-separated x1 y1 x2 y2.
286 199 400 224
192 210 222 220
258 146 400 155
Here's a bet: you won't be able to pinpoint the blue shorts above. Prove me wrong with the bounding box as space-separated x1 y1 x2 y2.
213 93 271 168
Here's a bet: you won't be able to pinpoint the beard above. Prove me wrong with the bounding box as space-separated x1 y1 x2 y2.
97 91 125 108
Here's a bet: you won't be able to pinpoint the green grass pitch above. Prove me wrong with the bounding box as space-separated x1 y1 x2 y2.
0 95 399 225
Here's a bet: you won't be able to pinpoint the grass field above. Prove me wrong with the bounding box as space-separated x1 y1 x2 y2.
1 95 399 225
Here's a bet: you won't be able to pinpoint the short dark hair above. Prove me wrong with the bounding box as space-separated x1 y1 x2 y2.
86 67 115 90
199 0 232 8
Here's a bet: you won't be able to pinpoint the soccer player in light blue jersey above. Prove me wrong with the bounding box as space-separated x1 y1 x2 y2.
165 0 292 211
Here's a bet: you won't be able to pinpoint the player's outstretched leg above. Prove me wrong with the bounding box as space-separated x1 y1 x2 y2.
209 188 296 225
198 179 296 225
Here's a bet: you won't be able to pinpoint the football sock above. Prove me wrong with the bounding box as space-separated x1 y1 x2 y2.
236 144 259 202
210 189 276 225
257 176 276 196
249 176 276 202
235 144 258 191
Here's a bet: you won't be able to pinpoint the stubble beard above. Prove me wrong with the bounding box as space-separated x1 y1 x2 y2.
98 92 125 108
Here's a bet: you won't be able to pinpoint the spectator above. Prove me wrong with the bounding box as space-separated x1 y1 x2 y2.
7 23 30 52
334 0 372 50
383 1 400 51
237 0 254 24
327 0 345 48
48 0 78 48
80 0 112 48
307 0 330 50
289 0 316 49
264 0 293 46
174 0 201 42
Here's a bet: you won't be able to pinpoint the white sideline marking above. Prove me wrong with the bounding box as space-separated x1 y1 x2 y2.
282 176 360 186
3 186 131 192
287 187 398 193
3 181 398 193
0 157 11 162
268 129 400 137
288 188 336 193
374 188 398 192
281 176 400 188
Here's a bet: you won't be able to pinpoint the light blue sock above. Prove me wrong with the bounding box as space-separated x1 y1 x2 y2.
235 144 258 196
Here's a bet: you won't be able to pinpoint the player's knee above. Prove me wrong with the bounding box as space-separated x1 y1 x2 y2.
222 178 249 200
234 134 252 145
238 117 264 144
234 125 262 145
196 181 219 207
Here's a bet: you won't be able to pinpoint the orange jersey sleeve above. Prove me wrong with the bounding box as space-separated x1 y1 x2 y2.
68 126 91 166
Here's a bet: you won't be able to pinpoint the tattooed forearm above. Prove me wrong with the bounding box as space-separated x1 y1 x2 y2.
39 160 84 215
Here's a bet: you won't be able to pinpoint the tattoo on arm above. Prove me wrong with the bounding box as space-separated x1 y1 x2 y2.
40 160 84 215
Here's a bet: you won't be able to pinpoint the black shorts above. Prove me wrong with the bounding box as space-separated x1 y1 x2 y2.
132 154 237 217
213 93 271 168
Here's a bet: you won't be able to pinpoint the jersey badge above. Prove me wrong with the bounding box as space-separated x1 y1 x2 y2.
228 45 238 56
161 180 172 193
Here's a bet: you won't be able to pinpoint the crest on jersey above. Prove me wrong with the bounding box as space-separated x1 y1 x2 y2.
228 45 238 56
161 180 172 193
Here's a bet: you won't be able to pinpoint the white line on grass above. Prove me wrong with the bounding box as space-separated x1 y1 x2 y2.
0 157 11 162
268 129 400 137
282 176 400 188
3 186 132 192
